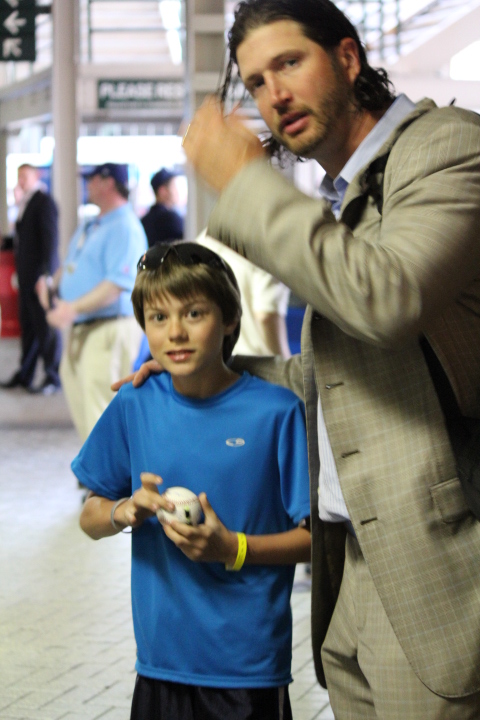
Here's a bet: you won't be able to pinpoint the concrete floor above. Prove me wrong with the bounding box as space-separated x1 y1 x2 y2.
0 336 333 720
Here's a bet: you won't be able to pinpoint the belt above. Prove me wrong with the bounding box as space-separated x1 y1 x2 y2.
73 315 129 327
344 520 356 537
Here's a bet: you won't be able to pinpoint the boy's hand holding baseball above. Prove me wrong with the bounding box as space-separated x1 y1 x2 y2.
163 493 238 565
122 472 175 529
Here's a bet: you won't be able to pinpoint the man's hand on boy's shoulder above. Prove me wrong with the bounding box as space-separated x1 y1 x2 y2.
162 493 238 565
111 358 164 391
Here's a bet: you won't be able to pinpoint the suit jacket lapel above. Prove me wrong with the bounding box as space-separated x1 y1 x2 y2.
340 99 436 230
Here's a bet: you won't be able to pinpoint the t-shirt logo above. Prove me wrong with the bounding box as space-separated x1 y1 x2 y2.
226 438 245 447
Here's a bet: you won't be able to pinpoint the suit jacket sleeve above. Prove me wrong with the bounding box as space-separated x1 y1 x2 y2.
208 106 480 351
37 193 59 276
231 353 304 400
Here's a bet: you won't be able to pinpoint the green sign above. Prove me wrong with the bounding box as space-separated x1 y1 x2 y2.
98 79 186 110
0 0 37 61
0 7 35 35
0 33 34 59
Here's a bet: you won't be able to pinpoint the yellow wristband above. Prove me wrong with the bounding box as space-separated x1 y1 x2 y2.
226 532 247 571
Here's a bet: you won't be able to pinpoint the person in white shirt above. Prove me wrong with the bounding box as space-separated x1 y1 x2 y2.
198 230 291 358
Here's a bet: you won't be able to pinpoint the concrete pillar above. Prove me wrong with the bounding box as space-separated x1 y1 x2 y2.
52 0 79 255
0 130 8 237
184 0 225 241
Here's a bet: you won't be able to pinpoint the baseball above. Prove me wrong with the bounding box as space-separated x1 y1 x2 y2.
156 486 202 526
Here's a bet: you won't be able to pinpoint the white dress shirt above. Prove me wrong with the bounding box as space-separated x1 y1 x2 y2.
316 94 417 523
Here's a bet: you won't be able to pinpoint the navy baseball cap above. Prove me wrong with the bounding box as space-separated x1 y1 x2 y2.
150 168 177 192
82 163 129 187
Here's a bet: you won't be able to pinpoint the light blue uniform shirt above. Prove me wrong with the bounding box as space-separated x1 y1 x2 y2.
317 94 417 523
59 204 147 323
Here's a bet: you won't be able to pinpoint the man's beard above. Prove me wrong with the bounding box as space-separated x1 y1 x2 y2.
270 60 353 160
274 112 334 158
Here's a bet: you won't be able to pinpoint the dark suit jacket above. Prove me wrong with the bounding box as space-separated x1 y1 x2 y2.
15 190 59 288
141 203 184 248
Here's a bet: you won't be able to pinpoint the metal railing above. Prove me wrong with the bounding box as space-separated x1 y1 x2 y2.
82 0 185 65
337 0 476 64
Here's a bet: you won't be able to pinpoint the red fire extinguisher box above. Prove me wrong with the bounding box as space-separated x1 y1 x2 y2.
0 250 20 338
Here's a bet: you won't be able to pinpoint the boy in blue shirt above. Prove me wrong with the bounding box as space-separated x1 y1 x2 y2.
75 242 310 720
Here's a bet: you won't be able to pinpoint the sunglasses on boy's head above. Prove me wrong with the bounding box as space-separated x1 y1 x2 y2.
137 242 228 273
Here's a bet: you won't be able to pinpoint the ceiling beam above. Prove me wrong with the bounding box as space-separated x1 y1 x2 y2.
390 73 480 110
388 3 480 73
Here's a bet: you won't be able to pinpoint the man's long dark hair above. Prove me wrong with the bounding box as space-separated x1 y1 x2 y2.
219 0 395 158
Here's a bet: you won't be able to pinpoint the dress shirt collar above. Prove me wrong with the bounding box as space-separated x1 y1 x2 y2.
319 94 417 215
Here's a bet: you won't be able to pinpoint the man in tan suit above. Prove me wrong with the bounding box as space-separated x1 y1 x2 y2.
180 0 480 717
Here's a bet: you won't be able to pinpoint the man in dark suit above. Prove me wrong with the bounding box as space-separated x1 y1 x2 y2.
141 168 184 247
1 164 61 394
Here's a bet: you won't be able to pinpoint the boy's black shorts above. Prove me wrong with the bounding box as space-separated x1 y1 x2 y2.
130 675 293 720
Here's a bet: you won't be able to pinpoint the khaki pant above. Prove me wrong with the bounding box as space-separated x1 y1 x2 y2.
321 533 480 719
60 317 144 442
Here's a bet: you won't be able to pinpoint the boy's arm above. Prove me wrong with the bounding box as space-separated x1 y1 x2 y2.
80 473 175 540
163 493 311 565
243 524 311 565
80 492 130 540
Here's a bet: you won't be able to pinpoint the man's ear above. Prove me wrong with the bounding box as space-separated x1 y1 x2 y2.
157 185 168 203
335 37 361 86
106 176 117 192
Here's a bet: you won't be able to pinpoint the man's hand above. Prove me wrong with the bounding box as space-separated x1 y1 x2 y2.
162 493 238 564
111 358 163 391
35 275 50 311
46 299 77 329
182 96 266 193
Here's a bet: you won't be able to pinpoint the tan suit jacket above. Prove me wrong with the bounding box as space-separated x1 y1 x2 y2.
208 100 480 697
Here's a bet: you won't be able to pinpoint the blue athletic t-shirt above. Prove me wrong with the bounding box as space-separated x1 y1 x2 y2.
72 372 310 688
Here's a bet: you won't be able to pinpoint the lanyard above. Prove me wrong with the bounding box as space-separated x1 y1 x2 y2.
66 219 100 274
